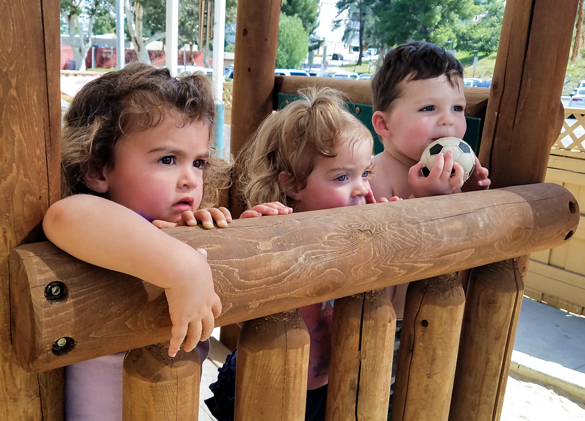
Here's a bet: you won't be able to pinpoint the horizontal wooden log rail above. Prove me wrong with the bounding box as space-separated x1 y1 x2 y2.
10 184 579 372
274 76 490 118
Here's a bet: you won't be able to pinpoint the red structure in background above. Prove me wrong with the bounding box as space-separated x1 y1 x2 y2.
60 46 208 70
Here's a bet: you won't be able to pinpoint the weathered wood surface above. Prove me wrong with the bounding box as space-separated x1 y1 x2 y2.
391 274 465 421
449 260 524 421
235 310 309 420
229 0 281 217
10 183 579 372
479 0 579 188
1 0 63 418
326 290 395 421
123 343 201 420
275 76 490 119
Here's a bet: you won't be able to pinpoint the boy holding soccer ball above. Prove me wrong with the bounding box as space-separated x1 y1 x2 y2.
369 42 491 405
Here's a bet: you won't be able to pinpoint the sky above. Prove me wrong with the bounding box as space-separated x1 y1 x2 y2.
315 1 347 43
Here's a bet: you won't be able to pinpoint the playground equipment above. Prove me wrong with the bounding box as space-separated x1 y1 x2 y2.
1 0 581 420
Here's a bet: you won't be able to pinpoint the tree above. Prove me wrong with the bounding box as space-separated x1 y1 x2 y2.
457 0 505 55
572 0 585 62
372 0 477 49
60 0 114 70
335 0 376 65
276 13 309 69
282 0 321 51
125 0 166 64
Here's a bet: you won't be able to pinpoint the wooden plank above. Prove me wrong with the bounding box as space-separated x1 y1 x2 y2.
530 249 550 264
275 77 490 119
450 260 524 421
545 168 585 186
565 238 585 275
525 262 585 308
549 240 570 270
229 0 281 217
10 184 580 372
523 287 543 302
1 0 63 418
548 155 585 172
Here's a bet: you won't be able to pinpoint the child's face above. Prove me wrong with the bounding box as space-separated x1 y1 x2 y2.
293 138 372 212
101 115 209 222
380 75 466 164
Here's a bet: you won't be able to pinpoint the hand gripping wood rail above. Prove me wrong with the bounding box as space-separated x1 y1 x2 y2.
9 184 579 372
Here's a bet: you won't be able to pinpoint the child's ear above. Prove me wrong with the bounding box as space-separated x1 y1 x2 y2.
84 167 109 194
372 110 391 139
278 171 301 200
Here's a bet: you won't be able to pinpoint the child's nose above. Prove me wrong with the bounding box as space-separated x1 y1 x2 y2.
438 111 454 126
353 180 369 197
179 168 198 190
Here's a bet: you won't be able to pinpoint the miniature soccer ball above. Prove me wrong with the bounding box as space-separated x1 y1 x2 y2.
420 137 476 182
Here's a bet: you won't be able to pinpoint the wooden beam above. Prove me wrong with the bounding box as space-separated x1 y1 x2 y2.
1 0 63 418
274 77 490 119
10 183 579 372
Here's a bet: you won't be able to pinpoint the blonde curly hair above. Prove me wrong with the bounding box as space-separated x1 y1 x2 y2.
241 87 373 208
61 62 230 207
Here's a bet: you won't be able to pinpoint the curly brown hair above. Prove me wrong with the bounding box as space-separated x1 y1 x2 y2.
241 87 373 208
61 62 230 207
371 41 464 113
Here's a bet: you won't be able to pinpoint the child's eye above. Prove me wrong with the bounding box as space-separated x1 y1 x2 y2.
159 156 175 165
336 174 348 182
193 159 208 169
420 105 435 112
453 105 465 112
362 170 371 178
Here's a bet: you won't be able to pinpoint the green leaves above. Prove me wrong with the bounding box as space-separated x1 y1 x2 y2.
276 13 309 69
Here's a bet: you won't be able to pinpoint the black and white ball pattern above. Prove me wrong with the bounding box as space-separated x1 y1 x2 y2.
420 137 476 182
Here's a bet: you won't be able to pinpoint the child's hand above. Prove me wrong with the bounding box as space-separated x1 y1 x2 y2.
152 207 232 229
240 202 293 218
462 156 491 192
408 151 464 198
366 190 402 203
164 253 222 357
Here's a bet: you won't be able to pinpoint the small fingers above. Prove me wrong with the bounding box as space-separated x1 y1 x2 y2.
152 219 178 229
218 207 233 223
193 209 215 229
240 210 262 219
168 322 189 357
366 189 376 204
183 321 202 353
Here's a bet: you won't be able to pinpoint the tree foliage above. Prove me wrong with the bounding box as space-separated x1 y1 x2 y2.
335 0 376 65
282 0 321 51
276 13 309 69
456 0 505 55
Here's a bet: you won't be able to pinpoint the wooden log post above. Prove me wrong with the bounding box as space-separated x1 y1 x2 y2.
235 310 310 420
451 1 580 420
326 290 395 421
123 343 201 420
1 0 63 419
449 261 524 421
9 185 579 372
391 274 466 421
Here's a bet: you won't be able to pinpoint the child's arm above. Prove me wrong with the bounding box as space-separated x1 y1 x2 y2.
43 194 222 357
240 202 293 219
462 156 491 192
152 207 232 229
408 151 465 198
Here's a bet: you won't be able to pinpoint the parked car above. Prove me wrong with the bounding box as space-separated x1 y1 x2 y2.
332 53 344 60
463 78 481 87
475 80 492 88
224 66 234 79
332 72 359 80
568 89 585 108
578 80 585 89
274 68 310 76
364 47 378 56
179 66 213 76
358 73 374 80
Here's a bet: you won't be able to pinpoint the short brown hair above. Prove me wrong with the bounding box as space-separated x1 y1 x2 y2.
371 41 464 113
61 62 229 207
241 87 373 208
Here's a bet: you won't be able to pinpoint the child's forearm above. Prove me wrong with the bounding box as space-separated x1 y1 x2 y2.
43 195 210 289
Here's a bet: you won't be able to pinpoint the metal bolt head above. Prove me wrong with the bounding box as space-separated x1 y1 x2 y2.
355 106 361 114
56 337 67 347
50 285 61 296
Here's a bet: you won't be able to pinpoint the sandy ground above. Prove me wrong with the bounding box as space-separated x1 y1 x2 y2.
502 373 585 421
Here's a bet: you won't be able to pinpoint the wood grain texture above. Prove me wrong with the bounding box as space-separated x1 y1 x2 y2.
326 290 395 421
123 343 201 420
229 0 281 217
10 183 579 372
391 274 465 421
1 0 62 418
235 310 309 420
479 0 580 188
275 77 490 118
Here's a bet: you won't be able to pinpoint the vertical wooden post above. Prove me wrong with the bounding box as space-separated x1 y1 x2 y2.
326 290 396 421
453 1 580 420
391 275 465 421
449 261 524 421
2 0 63 419
123 343 201 420
229 0 281 216
235 310 310 420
